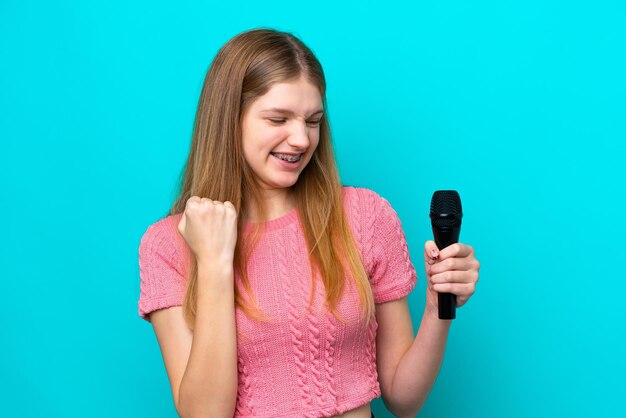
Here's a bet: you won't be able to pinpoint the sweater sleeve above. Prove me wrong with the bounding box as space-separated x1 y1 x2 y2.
365 190 418 304
137 216 188 322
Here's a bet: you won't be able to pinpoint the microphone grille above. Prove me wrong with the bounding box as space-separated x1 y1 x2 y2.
430 190 463 228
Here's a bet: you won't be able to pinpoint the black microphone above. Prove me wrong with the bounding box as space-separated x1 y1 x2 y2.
430 190 463 320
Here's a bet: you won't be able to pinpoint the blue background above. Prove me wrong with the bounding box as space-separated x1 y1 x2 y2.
1 0 624 417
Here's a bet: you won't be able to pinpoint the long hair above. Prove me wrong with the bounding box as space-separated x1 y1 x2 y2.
169 28 375 330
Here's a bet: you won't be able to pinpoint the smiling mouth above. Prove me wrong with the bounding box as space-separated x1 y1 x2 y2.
270 152 302 162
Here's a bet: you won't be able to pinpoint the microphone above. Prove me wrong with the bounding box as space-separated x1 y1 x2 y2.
430 190 463 320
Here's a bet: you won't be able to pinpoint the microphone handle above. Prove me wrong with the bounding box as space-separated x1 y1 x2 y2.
433 226 461 320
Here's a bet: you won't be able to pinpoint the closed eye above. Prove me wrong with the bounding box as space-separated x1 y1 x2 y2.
268 118 322 127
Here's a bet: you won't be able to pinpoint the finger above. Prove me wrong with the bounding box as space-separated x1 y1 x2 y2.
438 243 473 260
430 270 478 285
223 201 237 217
429 256 476 275
186 196 201 207
456 295 470 308
423 240 440 265
432 282 476 296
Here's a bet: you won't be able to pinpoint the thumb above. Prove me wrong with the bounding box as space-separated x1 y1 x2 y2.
177 212 186 235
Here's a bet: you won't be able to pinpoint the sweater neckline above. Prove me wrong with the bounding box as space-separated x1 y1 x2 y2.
243 206 298 233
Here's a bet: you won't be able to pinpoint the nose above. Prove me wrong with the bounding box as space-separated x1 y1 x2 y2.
287 121 310 151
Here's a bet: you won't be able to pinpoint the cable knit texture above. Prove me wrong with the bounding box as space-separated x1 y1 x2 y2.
137 186 417 417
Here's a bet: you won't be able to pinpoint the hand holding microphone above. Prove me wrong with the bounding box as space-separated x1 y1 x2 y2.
424 191 481 320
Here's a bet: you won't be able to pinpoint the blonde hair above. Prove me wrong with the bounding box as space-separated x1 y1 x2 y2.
169 28 374 330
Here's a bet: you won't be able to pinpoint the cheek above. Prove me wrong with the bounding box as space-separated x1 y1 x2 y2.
241 137 254 162
258 127 288 149
243 126 274 153
244 131 287 167
310 132 321 151
241 139 263 169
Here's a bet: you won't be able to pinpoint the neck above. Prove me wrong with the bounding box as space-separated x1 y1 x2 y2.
243 190 296 222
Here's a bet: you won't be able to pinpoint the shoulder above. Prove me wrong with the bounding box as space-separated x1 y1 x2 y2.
140 214 176 247
341 185 387 212
137 213 189 322
339 185 394 248
139 213 188 267
341 185 394 227
341 184 383 200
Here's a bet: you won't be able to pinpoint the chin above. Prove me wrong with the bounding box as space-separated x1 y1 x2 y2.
270 175 300 188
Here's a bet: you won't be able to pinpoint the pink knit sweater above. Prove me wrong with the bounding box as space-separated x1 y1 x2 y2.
138 186 417 417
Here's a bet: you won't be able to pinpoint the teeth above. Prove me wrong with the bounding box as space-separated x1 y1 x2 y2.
273 153 301 162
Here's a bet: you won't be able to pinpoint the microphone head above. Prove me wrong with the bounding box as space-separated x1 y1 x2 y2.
430 190 463 229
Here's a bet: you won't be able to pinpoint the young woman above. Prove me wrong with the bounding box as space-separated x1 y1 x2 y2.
137 28 480 418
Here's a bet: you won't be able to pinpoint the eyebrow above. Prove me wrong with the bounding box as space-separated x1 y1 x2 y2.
260 107 324 117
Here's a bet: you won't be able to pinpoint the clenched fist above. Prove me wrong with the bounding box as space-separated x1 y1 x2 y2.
177 197 238 265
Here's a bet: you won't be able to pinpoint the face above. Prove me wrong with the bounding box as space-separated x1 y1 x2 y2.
241 76 323 199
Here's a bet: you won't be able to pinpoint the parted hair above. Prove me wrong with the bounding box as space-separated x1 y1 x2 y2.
169 28 375 330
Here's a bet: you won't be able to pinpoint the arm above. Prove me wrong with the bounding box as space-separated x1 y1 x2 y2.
376 241 480 417
375 297 451 418
151 261 238 418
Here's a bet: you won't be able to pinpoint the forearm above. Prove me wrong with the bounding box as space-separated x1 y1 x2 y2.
178 263 238 418
386 309 452 418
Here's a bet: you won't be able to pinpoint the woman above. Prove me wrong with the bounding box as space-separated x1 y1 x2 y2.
137 28 480 418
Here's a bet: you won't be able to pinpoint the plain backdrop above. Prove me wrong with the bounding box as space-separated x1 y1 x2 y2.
1 0 625 417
